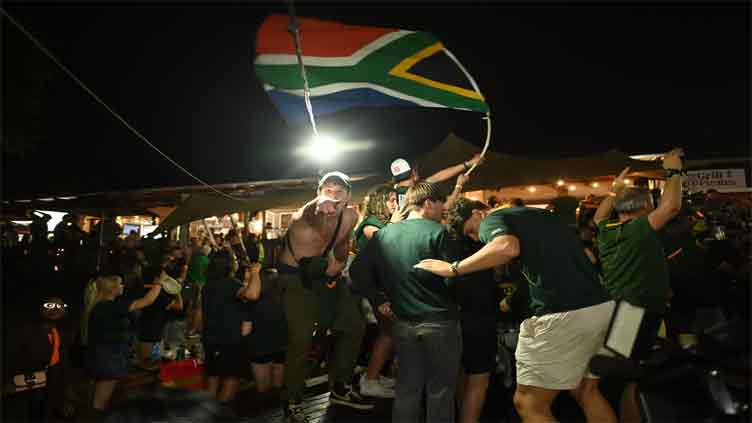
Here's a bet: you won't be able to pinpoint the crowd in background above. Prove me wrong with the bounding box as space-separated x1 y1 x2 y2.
1 166 750 422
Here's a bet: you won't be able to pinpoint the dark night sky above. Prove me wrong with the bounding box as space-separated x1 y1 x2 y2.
2 1 749 198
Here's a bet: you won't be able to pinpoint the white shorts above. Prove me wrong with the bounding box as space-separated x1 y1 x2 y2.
515 300 615 390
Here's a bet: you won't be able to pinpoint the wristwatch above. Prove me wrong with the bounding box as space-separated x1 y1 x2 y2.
664 168 685 178
449 261 461 277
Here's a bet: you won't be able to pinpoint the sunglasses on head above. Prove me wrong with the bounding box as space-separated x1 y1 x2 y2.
43 302 68 310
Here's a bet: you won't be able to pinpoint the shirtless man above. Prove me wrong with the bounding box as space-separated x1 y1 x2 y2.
277 171 372 422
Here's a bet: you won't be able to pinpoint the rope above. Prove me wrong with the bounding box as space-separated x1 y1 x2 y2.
442 47 492 176
286 0 319 137
0 7 249 204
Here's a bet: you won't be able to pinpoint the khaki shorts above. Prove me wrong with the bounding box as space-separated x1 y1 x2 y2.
516 300 615 390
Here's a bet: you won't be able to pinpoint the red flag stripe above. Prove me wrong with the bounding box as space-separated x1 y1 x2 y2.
256 14 399 57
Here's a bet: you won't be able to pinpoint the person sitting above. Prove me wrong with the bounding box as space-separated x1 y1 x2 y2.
81 274 163 415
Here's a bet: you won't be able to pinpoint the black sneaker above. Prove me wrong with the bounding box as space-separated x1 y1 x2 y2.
329 384 375 410
284 401 310 423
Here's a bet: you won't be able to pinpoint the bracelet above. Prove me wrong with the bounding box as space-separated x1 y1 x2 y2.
664 168 685 178
449 261 460 277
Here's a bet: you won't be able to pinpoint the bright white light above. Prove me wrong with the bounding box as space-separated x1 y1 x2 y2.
591 182 599 188
624 179 632 185
295 133 373 162
299 134 340 163
527 186 537 193
568 185 576 191
556 180 565 186
37 210 68 233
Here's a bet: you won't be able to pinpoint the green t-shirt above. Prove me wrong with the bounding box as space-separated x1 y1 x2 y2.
479 207 609 316
186 254 209 286
549 196 580 226
597 215 670 313
353 215 386 254
352 218 461 320
88 298 132 346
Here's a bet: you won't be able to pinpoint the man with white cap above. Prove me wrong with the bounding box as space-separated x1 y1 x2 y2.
276 171 372 422
391 154 483 215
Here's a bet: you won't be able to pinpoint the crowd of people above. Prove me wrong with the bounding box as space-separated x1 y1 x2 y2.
2 148 750 423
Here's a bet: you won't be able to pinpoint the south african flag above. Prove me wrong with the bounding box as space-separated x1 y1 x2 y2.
255 14 489 123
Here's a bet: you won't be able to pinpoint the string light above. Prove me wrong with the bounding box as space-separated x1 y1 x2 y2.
527 186 537 193
568 185 576 191
624 179 632 185
591 182 599 188
556 180 565 186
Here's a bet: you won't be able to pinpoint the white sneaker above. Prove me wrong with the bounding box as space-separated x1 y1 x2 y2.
378 375 396 389
359 374 395 398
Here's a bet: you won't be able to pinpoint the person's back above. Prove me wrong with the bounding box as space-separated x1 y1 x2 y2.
368 218 459 320
201 276 246 346
480 207 608 315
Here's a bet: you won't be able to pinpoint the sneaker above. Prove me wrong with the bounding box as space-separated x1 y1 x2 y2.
359 374 395 398
330 384 375 409
284 401 310 423
378 375 396 389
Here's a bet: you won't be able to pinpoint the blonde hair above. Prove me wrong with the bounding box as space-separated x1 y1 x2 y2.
80 275 122 345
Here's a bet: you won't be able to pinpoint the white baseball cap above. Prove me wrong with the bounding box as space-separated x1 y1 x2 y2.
390 158 412 182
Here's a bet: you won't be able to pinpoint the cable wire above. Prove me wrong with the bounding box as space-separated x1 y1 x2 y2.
0 7 249 204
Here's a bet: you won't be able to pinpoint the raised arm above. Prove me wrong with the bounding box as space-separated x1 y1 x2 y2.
594 167 630 225
444 173 469 211
130 283 163 312
238 263 262 302
425 154 483 183
648 148 684 231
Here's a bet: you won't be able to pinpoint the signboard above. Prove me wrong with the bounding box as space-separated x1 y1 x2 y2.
682 169 747 192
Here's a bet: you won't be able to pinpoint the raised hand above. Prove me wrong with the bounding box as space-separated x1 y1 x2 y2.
662 148 684 170
315 195 341 216
612 166 631 194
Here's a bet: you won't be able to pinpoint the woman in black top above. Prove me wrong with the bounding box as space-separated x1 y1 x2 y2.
81 272 163 414
201 250 258 410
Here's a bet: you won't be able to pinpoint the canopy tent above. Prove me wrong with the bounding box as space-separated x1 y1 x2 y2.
415 133 663 191
154 175 387 232
154 133 662 231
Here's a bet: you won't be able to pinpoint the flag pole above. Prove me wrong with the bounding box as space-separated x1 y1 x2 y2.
286 0 319 138
442 47 491 176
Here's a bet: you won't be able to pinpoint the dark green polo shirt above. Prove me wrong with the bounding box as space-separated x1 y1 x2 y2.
597 215 670 313
351 218 461 321
479 207 609 316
